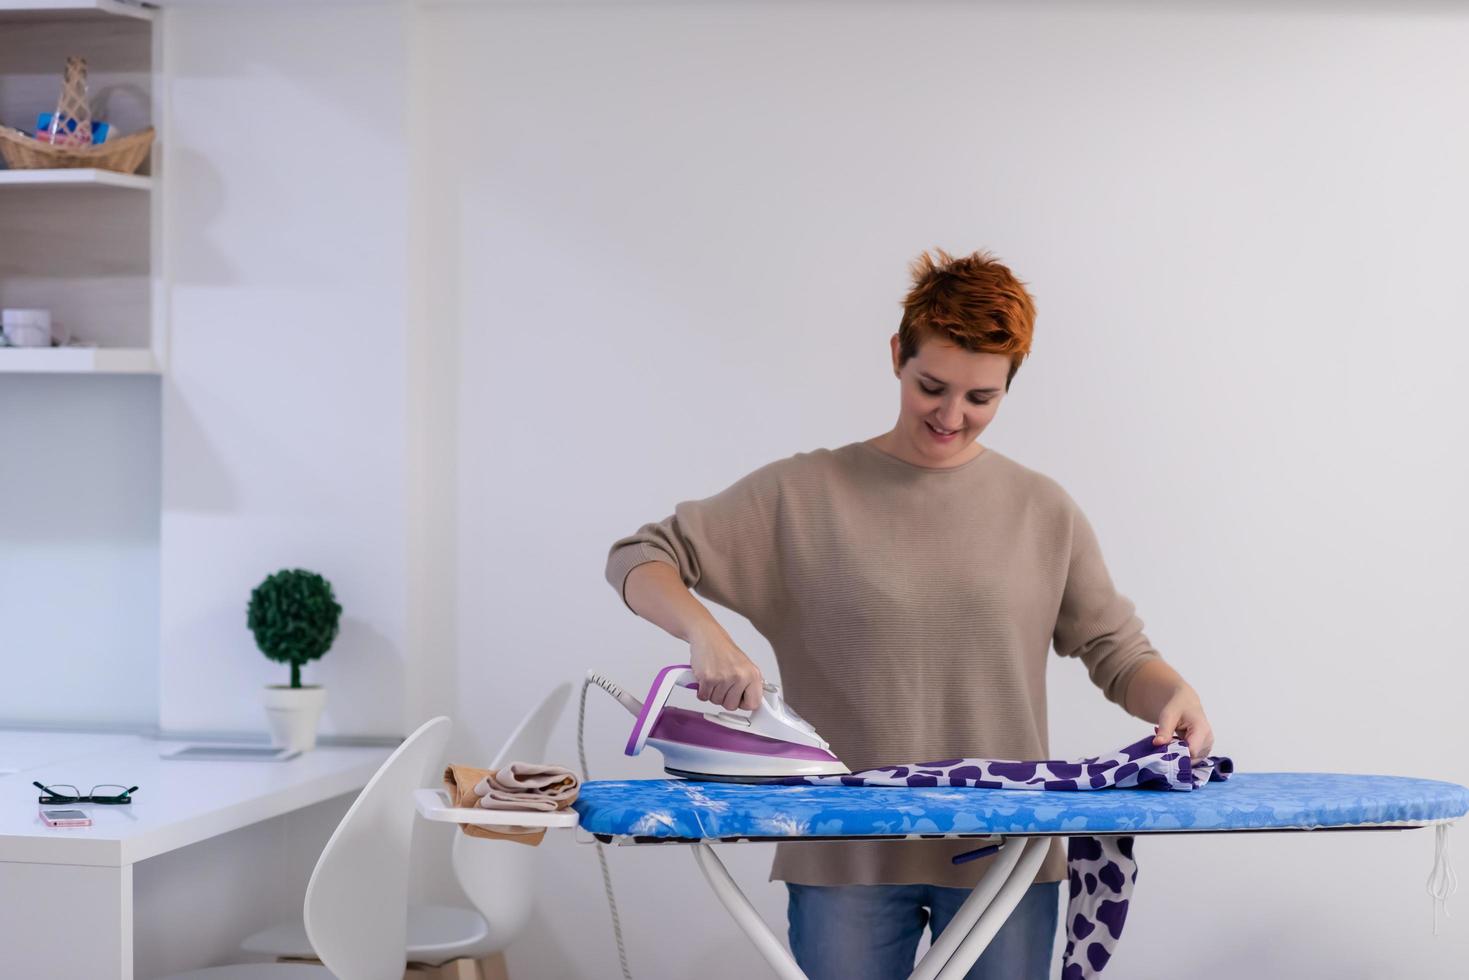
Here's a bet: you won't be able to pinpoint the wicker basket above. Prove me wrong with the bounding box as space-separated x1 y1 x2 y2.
0 56 154 175
0 123 154 174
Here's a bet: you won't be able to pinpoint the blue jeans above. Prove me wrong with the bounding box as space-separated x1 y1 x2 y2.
786 880 1060 980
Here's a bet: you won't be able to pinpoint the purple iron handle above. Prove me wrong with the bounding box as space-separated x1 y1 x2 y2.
625 664 697 756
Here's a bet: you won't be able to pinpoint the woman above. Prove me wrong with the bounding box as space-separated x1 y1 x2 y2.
604 248 1214 979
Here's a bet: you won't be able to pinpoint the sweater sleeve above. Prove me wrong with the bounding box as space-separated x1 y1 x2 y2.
604 460 784 627
1051 497 1161 709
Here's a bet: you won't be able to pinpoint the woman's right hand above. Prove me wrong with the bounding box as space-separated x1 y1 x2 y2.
689 624 765 712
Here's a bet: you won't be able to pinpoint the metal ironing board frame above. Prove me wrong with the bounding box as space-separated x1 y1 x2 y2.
684 833 1050 980
416 787 1439 980
583 823 1430 980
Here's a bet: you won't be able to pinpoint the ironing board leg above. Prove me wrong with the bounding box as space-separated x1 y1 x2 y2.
929 836 1054 980
689 838 1052 980
691 843 808 980
907 836 1037 980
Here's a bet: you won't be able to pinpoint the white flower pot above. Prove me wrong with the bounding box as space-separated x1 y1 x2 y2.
263 685 326 752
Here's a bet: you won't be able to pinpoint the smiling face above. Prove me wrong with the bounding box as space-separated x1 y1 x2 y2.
879 333 1011 468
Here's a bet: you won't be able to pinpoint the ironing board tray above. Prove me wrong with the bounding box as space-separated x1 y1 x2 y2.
572 772 1469 842
414 788 580 828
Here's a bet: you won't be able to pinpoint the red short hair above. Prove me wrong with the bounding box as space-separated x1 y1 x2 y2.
897 249 1036 389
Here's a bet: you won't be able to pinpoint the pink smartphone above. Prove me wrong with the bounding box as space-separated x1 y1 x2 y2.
39 808 92 828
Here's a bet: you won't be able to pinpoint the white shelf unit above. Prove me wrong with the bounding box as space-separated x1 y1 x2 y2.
0 0 164 374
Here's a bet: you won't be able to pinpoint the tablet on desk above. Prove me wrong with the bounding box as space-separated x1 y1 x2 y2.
160 745 301 762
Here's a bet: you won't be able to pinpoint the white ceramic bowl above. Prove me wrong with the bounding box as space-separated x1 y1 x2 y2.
2 308 52 348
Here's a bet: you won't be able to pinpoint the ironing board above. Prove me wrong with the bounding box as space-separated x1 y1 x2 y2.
416 772 1469 980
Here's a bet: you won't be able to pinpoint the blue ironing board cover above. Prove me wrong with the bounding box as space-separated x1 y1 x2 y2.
573 772 1469 841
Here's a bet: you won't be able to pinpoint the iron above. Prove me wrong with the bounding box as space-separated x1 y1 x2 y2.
585 663 850 782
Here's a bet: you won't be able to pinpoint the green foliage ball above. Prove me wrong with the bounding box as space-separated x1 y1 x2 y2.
247 569 341 687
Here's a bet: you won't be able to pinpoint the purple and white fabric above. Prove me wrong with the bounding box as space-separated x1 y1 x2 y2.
777 733 1234 977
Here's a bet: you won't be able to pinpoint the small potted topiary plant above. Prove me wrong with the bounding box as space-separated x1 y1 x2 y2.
247 568 342 752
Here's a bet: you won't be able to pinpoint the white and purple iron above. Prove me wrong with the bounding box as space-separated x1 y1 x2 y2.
587 664 850 782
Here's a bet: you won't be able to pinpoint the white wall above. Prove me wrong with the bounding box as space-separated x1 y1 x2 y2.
0 376 160 727
418 2 1469 978
158 3 414 739
144 5 451 974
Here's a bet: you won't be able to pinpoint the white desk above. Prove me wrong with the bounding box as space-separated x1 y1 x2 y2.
0 731 393 979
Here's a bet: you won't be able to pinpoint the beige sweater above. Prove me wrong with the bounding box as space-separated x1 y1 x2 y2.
604 441 1159 887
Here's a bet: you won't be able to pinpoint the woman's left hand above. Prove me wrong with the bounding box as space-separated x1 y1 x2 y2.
1152 685 1215 762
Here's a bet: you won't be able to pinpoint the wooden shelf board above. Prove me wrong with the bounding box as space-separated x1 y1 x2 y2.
0 168 152 191
0 346 160 374
0 0 155 23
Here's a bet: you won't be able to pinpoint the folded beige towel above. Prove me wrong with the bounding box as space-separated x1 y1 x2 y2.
443 762 580 847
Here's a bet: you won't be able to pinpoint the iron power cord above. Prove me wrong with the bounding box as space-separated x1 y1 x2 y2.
579 673 635 980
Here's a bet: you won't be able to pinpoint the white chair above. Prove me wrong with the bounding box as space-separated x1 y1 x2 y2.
240 683 571 980
163 715 452 980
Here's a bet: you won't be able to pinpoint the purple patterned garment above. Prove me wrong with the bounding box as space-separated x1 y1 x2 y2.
776 734 1234 978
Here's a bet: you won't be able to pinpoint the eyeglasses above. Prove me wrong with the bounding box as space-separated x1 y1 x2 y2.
33 781 137 805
